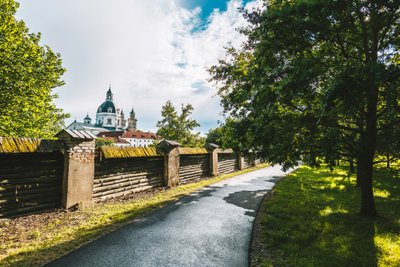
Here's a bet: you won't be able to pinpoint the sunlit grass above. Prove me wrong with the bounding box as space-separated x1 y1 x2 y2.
0 164 268 267
375 234 400 266
252 166 400 267
374 188 391 199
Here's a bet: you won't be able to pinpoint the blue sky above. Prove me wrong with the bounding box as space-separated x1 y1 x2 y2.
183 0 251 20
16 0 258 134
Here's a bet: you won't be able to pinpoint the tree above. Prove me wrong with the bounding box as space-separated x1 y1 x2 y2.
156 100 203 147
95 138 115 148
206 118 250 150
0 0 69 138
210 0 400 217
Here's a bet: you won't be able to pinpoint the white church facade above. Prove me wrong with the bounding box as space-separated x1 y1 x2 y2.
66 86 157 147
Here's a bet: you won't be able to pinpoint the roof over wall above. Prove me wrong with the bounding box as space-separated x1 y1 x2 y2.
56 129 97 140
122 131 158 139
99 146 161 158
97 130 158 140
218 148 235 154
0 137 63 153
178 147 209 155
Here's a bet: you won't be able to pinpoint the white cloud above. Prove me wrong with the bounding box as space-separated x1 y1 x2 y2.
16 0 259 133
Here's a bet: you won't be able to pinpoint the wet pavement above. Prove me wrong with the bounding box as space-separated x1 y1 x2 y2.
46 165 289 267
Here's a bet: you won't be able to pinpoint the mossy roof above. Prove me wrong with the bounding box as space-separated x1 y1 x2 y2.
100 146 161 158
0 137 63 153
178 147 209 155
218 148 235 154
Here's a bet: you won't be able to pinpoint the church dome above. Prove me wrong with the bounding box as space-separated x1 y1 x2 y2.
97 100 116 113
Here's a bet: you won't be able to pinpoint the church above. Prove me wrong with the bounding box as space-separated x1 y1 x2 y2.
66 86 158 147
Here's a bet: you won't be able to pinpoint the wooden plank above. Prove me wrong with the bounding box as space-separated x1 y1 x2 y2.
0 203 59 218
94 185 157 202
93 182 160 198
94 177 156 191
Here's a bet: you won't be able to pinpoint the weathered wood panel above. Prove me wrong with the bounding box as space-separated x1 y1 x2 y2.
0 152 64 218
94 156 164 202
218 153 239 174
179 154 210 184
243 158 252 169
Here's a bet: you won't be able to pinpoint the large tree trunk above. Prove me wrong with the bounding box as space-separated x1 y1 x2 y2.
349 159 355 173
356 162 362 187
358 80 378 217
359 155 377 217
386 154 391 169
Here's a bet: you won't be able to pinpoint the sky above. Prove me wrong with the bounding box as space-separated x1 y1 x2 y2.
16 0 258 134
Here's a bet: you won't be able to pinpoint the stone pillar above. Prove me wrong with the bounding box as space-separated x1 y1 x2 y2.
56 130 96 209
206 143 219 176
157 140 181 187
238 155 245 170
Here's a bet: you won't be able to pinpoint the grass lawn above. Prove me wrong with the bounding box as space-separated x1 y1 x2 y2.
0 164 267 267
251 166 400 267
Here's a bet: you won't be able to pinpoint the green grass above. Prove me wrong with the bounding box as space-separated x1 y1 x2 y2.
252 166 400 267
0 164 268 267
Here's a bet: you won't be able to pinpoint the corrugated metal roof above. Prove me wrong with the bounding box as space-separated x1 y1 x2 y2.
58 129 97 140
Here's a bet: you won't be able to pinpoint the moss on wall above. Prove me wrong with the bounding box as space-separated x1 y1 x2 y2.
178 147 209 155
100 146 161 158
0 137 61 153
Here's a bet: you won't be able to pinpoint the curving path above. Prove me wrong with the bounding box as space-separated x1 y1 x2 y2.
46 165 289 267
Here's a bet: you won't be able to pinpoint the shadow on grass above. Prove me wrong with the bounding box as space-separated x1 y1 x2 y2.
253 166 400 267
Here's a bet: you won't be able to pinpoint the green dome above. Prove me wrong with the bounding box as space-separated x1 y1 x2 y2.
97 100 116 113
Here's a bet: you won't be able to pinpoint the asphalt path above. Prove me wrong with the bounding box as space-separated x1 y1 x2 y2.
46 165 289 267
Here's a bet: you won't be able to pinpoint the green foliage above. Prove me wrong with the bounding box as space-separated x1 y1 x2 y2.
210 0 400 216
206 126 224 146
95 138 114 148
252 166 400 266
206 118 248 150
0 0 69 138
156 100 204 147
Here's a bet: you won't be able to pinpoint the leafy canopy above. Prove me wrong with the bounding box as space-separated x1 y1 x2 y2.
211 0 400 168
156 100 204 147
206 118 252 150
0 0 69 138
210 0 400 216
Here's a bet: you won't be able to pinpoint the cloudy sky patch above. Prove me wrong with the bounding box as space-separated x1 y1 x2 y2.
17 0 258 133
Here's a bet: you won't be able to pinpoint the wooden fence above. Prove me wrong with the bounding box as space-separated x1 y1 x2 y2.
218 152 239 174
94 156 164 202
178 148 210 184
0 151 64 218
242 158 252 169
0 134 254 217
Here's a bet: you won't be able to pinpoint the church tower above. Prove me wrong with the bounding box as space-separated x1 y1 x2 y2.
106 87 113 101
95 85 117 130
83 114 92 125
127 108 137 130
